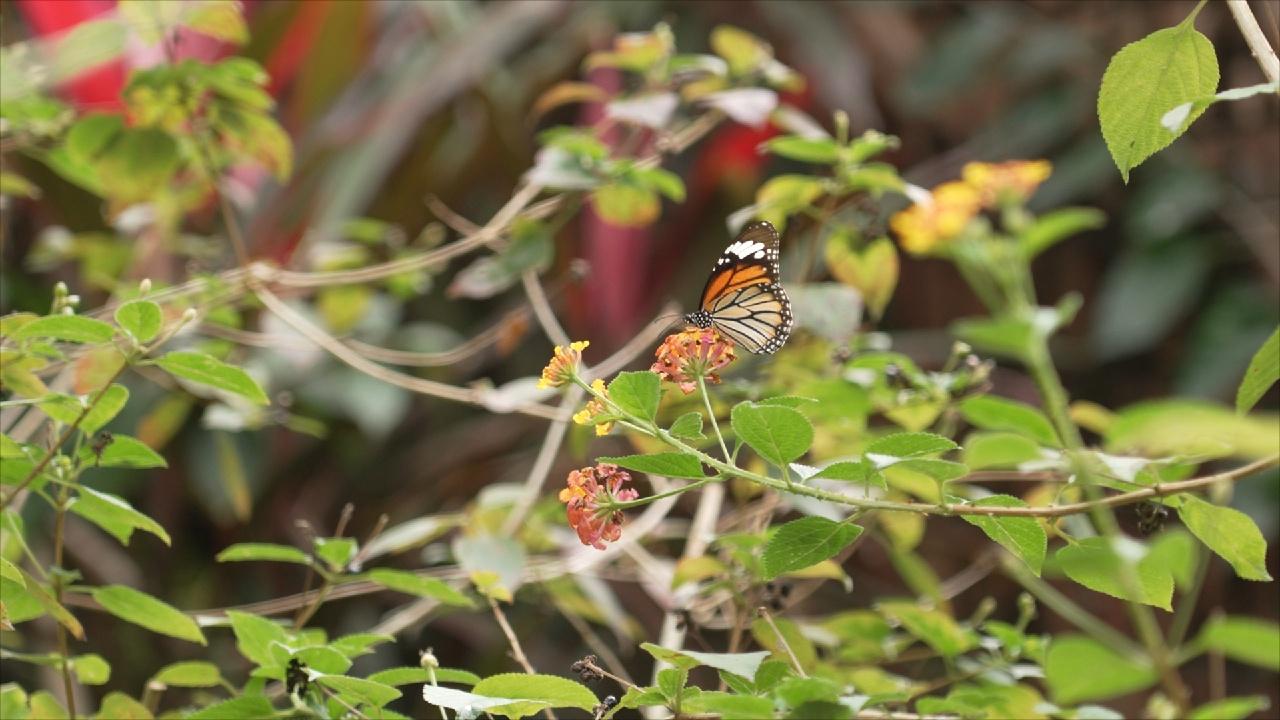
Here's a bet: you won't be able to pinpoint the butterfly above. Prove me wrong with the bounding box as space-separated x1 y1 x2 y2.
684 220 793 354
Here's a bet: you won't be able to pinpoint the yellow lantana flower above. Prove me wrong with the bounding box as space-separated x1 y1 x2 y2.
538 340 589 389
889 181 982 255
572 379 614 436
962 160 1052 207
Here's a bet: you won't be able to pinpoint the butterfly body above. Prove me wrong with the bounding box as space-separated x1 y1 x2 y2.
684 220 794 354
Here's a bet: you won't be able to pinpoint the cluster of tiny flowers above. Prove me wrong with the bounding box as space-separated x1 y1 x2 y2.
537 340 589 389
572 379 614 436
889 159 1052 256
559 464 639 550
650 328 736 394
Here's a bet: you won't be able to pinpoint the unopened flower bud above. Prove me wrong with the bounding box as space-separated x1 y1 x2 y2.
54 281 68 298
139 278 152 294
181 308 198 324
419 649 439 669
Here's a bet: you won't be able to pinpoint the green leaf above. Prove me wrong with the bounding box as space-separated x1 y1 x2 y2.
80 384 128 436
866 432 958 458
313 536 356 571
684 692 775 719
11 315 115 344
17 568 84 639
368 667 432 687
69 486 171 546
1188 697 1271 720
597 453 706 479
152 660 223 687
811 460 886 490
710 25 769 75
153 351 269 405
961 495 1046 575
962 431 1044 470
94 691 151 719
1235 327 1278 413
367 568 475 607
1056 537 1173 610
764 136 839 164
608 371 661 422
471 673 597 712
1020 207 1106 260
80 435 167 469
893 458 969 483
639 644 771 681
0 557 23 586
762 517 863 580
114 300 162 343
1045 634 1157 703
630 166 686 202
877 600 974 657
216 543 312 566
226 610 288 668
71 654 110 685
92 585 205 644
668 412 705 440
824 233 898 321
294 646 351 675
731 402 813 467
960 395 1059 447
188 696 274 720
1097 12 1218 182
1196 615 1280 671
1177 495 1271 581
329 632 394 659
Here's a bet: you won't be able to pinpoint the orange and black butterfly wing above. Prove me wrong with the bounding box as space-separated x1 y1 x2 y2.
693 221 793 354
697 221 781 310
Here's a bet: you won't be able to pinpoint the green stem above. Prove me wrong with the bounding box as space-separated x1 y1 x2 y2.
1001 554 1144 659
697 375 731 463
1167 543 1211 648
611 477 718 510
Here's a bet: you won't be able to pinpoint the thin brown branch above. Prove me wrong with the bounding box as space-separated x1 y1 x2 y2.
251 280 567 421
489 597 556 720
757 606 807 677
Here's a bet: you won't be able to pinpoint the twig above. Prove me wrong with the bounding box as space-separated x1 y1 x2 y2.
522 270 572 348
758 606 807 677
1227 0 1280 84
488 597 556 720
251 280 567 421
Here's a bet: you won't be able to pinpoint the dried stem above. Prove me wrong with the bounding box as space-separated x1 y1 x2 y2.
757 606 807 677
1227 0 1280 84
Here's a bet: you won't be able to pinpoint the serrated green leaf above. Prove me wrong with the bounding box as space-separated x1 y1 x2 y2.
1057 537 1173 610
17 568 83 639
80 384 128 436
368 667 432 687
11 315 115 344
608 371 661 422
114 300 162 343
1177 495 1271 581
152 660 222 687
640 643 771 681
1236 327 1278 414
70 486 171 546
762 517 862 580
471 673 597 712
216 543 312 566
961 495 1046 574
630 166 686 202
367 568 475 607
1196 615 1280 671
960 395 1059 447
668 412 705 440
962 431 1044 470
94 691 151 719
153 351 268 405
1098 14 1218 182
92 585 205 644
811 460 886 490
866 432 958 458
0 557 23 586
597 453 705 479
1045 634 1156 703
731 402 813 467
329 632 394 658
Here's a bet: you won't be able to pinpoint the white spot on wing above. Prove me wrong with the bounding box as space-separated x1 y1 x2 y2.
725 240 765 259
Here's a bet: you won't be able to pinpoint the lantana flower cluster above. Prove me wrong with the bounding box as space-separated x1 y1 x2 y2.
559 463 638 550
890 159 1052 255
651 328 736 394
